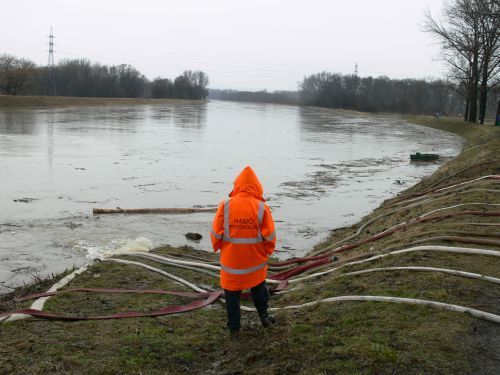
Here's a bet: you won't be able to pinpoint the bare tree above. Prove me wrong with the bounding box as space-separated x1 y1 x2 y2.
151 78 174 98
0 54 37 95
477 0 500 123
424 0 500 123
193 71 209 99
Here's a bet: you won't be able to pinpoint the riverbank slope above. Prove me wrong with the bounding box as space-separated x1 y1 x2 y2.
0 95 205 107
0 116 499 374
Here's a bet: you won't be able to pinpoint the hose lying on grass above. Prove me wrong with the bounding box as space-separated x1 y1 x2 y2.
428 175 499 194
390 180 499 208
275 266 500 294
270 296 500 324
310 198 500 256
125 252 283 284
128 252 221 271
384 229 500 239
270 211 500 275
1 175 498 324
105 258 206 293
452 222 500 227
128 251 289 274
0 289 222 321
312 206 500 258
3 289 500 324
421 159 500 191
289 245 500 283
420 203 500 218
13 288 214 302
105 258 256 312
125 253 220 278
3 254 500 324
379 236 500 254
168 253 220 265
397 188 500 212
335 266 500 285
388 185 500 214
390 174 500 204
0 264 90 323
398 235 500 247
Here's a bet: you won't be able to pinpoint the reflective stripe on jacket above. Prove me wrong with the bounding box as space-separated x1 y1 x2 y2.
210 166 276 291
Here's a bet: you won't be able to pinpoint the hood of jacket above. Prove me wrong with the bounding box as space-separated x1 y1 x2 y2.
229 166 265 201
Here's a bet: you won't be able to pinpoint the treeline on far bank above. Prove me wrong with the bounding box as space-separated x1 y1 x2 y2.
209 89 300 105
210 73 499 119
0 53 209 100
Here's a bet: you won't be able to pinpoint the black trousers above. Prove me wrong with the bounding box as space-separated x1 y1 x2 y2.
224 281 270 331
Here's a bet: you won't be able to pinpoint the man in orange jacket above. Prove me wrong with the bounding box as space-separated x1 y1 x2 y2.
210 166 277 333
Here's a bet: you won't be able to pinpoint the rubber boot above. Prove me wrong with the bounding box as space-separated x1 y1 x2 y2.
250 282 276 328
260 316 276 328
260 312 277 328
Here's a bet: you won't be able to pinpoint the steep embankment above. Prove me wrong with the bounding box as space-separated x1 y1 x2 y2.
0 95 204 107
0 117 498 374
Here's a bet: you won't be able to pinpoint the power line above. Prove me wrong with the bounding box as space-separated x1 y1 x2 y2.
47 27 55 67
46 27 55 95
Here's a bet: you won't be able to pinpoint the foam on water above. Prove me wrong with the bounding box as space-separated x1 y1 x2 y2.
79 237 154 261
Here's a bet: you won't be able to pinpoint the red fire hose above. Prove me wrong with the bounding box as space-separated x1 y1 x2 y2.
1 210 498 321
0 289 222 321
269 210 500 279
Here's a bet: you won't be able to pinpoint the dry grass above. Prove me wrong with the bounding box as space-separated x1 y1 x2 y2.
0 95 206 108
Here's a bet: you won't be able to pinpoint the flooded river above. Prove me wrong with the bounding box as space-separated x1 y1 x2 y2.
0 101 464 293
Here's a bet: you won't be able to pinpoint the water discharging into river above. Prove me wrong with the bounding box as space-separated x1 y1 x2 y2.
0 101 464 292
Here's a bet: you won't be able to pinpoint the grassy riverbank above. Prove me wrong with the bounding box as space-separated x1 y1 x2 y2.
0 116 499 374
0 95 205 108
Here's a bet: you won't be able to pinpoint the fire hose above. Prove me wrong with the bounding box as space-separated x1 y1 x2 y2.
2 245 499 324
1 173 498 324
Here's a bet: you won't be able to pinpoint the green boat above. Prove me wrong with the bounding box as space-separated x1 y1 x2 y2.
410 152 439 161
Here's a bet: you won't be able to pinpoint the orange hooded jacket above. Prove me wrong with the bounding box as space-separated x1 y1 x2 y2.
210 166 276 291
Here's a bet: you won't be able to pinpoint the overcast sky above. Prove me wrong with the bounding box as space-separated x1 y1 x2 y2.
1 0 446 91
